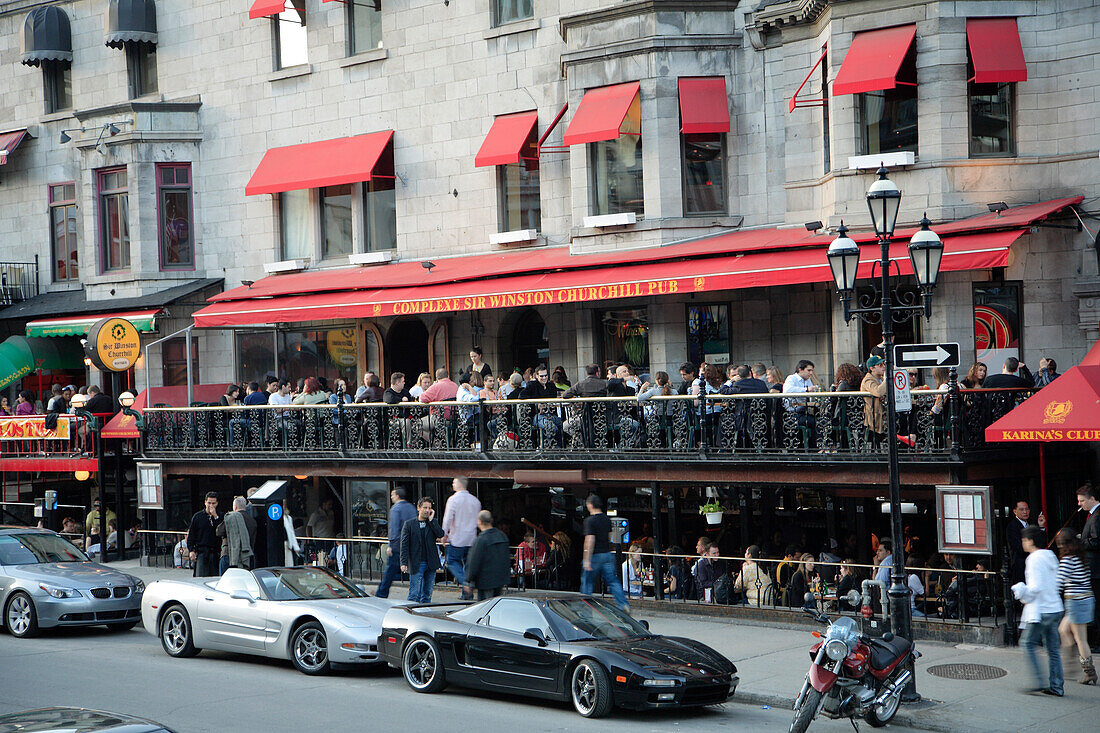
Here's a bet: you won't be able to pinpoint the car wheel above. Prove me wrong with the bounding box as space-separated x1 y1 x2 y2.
106 621 138 632
291 622 331 675
4 592 39 638
159 605 199 658
402 636 446 693
571 660 613 718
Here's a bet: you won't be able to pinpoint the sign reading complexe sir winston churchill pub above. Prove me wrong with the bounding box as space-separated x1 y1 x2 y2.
85 317 141 372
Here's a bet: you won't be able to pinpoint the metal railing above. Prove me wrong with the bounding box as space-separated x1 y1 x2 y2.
140 388 1031 460
0 260 38 305
0 414 96 459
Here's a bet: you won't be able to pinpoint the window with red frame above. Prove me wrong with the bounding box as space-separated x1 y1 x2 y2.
98 168 130 271
48 183 78 282
157 164 194 268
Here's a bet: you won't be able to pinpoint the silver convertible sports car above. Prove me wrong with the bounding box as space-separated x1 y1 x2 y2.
0 528 144 637
141 566 400 675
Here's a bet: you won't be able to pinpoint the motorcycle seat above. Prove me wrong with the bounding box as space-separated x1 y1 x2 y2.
869 636 911 670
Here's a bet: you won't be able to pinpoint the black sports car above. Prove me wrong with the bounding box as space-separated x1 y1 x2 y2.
378 593 738 718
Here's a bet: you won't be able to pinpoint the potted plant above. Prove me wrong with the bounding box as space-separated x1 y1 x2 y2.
699 501 725 525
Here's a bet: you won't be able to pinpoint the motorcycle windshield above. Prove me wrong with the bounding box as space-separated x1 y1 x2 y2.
827 616 859 643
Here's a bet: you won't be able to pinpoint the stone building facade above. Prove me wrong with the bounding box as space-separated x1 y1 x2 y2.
0 0 1096 392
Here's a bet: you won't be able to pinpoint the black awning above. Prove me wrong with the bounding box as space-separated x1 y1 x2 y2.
105 0 158 49
20 6 73 67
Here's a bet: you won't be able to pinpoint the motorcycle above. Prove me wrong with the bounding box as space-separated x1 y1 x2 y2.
789 590 919 733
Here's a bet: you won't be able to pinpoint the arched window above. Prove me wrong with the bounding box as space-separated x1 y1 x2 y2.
429 319 450 375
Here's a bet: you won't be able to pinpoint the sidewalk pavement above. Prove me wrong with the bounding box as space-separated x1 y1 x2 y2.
118 561 1098 733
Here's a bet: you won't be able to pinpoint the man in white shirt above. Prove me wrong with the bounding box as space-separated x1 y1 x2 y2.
442 476 482 600
1012 525 1065 696
783 359 819 448
874 539 893 587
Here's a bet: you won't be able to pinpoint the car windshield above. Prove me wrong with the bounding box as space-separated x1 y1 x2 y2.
0 533 88 565
254 567 365 601
544 597 651 642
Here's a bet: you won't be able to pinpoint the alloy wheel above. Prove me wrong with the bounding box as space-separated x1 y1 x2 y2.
6 595 31 635
294 628 328 671
162 610 188 653
572 664 597 715
405 639 437 689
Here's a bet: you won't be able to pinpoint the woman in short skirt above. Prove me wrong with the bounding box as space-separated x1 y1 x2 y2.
1056 528 1097 685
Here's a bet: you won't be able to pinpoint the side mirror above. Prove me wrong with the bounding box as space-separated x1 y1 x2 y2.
523 627 549 647
803 591 816 608
230 590 255 603
639 619 650 631
845 589 862 607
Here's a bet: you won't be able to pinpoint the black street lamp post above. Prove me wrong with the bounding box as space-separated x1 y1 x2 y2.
826 166 943 703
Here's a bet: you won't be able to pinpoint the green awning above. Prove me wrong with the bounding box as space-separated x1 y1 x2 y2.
25 308 161 338
0 336 85 389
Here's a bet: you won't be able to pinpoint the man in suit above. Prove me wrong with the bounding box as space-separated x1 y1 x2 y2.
1007 500 1046 585
1077 483 1100 649
982 357 1035 389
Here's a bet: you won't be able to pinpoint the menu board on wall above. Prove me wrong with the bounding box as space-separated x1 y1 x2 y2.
936 485 992 555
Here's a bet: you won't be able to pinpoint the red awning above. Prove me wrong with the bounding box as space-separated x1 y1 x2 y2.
967 18 1027 84
984 365 1100 442
249 1 287 19
0 129 29 165
678 77 730 134
562 82 641 146
832 25 917 96
101 385 229 438
474 111 539 167
192 229 1021 328
245 131 393 196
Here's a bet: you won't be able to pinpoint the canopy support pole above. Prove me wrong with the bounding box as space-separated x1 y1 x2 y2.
1039 443 1048 529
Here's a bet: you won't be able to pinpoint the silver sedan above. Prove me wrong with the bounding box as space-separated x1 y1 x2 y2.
141 566 401 675
0 528 144 637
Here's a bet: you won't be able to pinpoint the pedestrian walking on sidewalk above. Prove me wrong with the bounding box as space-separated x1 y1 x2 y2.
1012 525 1065 696
376 487 417 598
580 494 630 613
1056 528 1097 684
442 476 481 600
463 510 510 601
400 496 444 603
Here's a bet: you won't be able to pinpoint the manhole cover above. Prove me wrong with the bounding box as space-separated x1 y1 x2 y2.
926 663 1007 680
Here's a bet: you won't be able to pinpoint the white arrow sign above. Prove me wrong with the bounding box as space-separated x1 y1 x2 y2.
907 345 951 364
894 342 961 368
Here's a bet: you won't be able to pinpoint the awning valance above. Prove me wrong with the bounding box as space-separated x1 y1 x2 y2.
105 0 158 49
832 25 917 96
678 77 730 134
25 309 162 338
475 111 539 167
562 82 641 146
192 229 1022 328
249 1 288 19
0 336 84 390
20 6 72 66
0 130 30 166
245 131 394 196
966 18 1027 84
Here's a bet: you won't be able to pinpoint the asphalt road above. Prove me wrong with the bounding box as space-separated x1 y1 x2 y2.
0 625 922 733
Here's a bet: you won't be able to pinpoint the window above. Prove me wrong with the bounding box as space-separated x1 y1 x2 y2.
161 336 200 387
126 44 157 98
274 1 308 70
973 282 1022 365
281 328 358 387
98 168 130 271
365 138 397 251
321 184 353 259
681 135 725 216
348 1 381 55
485 599 550 636
821 46 831 172
235 331 277 386
599 308 649 374
686 304 730 368
968 82 1014 157
493 0 533 26
499 124 541 232
858 44 917 155
589 137 643 217
279 189 312 260
157 164 194 269
48 183 78 282
42 61 71 113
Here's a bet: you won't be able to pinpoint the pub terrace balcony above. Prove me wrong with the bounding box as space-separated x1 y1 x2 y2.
140 389 1031 465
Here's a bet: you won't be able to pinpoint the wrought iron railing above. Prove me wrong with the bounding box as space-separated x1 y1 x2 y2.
0 260 39 304
140 388 1030 461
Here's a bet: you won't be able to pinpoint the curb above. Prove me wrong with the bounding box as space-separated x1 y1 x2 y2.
734 691 948 733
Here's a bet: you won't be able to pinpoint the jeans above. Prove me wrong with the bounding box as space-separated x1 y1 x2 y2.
581 552 630 611
446 545 470 588
218 555 230 576
1021 611 1064 694
375 548 403 598
408 561 436 603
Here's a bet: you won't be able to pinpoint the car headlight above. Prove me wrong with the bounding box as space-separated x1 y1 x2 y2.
39 583 80 599
824 638 850 661
132 578 146 593
642 678 681 687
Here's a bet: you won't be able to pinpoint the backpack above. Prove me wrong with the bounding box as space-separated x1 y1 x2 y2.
713 573 731 605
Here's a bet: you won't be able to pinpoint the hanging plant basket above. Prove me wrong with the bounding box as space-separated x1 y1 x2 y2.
705 511 723 525
699 502 725 525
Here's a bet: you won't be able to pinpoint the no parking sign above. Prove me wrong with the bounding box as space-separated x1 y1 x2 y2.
892 369 911 412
